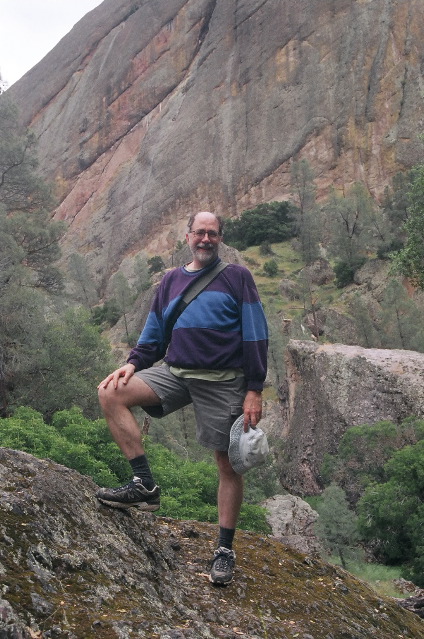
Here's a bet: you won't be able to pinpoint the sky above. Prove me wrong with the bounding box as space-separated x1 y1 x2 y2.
0 0 104 88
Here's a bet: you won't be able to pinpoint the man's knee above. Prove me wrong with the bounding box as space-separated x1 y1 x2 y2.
98 384 120 412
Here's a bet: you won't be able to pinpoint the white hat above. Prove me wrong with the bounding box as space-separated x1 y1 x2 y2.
228 415 269 475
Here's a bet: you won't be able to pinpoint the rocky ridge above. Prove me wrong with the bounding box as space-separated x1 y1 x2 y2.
1 448 424 639
5 0 424 294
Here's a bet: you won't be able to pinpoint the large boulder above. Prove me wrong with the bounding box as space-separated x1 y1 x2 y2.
263 493 321 555
280 340 424 495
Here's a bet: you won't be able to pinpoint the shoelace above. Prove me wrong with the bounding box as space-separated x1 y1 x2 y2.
214 550 234 570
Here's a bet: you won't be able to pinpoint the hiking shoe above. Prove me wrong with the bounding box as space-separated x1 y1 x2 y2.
96 478 160 510
209 547 236 585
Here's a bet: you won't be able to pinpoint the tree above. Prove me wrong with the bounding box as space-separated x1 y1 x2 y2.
378 170 412 257
68 253 98 311
0 98 52 213
263 259 278 277
223 201 297 250
393 164 424 289
291 159 321 264
291 159 316 216
323 184 381 286
111 271 133 343
321 418 424 505
133 253 151 293
0 98 66 415
378 279 424 351
148 255 165 274
314 483 359 569
12 307 114 420
348 292 380 348
358 439 424 584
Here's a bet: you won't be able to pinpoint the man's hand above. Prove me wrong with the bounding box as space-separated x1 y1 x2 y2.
243 390 263 431
98 363 136 390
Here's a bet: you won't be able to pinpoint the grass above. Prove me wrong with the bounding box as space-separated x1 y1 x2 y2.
243 240 348 322
327 556 406 598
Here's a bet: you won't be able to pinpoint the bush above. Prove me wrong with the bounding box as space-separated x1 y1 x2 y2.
357 439 424 584
263 259 279 277
148 256 165 274
333 258 366 288
224 201 297 249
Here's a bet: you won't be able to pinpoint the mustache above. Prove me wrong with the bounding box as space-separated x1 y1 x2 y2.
196 243 214 249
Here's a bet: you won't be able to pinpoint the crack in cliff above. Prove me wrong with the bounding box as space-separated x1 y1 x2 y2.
234 0 269 30
365 0 393 122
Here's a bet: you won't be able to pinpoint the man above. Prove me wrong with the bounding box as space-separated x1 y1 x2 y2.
97 211 268 585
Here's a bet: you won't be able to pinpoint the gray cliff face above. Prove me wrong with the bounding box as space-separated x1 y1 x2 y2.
6 0 424 292
2 448 424 639
280 340 424 495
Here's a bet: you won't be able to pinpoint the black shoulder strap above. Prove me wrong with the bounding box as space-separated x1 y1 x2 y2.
163 261 228 347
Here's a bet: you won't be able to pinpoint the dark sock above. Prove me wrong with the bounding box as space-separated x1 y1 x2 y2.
129 454 155 490
218 526 235 550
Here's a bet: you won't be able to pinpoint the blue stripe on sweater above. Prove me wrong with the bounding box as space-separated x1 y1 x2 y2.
242 301 268 341
174 290 240 332
138 312 163 344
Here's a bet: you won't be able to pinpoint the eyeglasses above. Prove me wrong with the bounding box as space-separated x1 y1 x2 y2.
189 229 221 239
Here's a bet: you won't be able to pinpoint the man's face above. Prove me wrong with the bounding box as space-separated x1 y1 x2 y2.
186 212 222 268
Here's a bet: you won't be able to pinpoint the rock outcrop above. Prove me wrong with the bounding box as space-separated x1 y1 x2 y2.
5 0 424 293
262 493 321 555
280 340 424 495
2 447 424 638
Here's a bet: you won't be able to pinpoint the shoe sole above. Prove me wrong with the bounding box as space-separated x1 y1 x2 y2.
209 574 233 585
97 497 160 511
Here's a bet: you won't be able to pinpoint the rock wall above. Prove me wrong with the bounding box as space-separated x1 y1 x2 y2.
2 447 424 638
280 340 424 495
6 0 424 293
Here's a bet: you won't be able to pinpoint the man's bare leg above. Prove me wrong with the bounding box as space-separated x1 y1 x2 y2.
96 376 162 509
214 450 244 529
98 375 160 459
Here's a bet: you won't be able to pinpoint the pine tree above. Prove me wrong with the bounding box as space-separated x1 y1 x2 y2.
315 483 359 569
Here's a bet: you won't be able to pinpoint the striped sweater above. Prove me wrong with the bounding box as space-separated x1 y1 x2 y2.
127 258 268 391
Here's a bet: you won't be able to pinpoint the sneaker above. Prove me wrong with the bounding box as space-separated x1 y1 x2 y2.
209 547 236 585
96 478 160 510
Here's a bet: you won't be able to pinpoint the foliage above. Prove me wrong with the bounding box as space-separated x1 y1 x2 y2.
314 483 360 569
223 201 297 250
377 279 424 351
357 439 424 585
290 160 321 264
347 292 380 348
111 271 134 343
333 256 366 288
263 259 278 277
1 406 270 533
291 159 316 215
259 241 273 256
393 164 424 289
382 170 412 240
0 406 118 486
68 253 98 310
0 98 53 214
148 255 165 274
320 417 424 505
323 184 383 271
91 299 121 327
12 307 114 420
0 98 66 416
133 253 151 293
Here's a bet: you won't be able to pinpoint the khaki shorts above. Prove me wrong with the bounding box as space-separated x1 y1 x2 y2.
135 364 246 451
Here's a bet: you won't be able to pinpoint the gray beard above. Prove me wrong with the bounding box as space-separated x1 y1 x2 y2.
192 246 218 265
